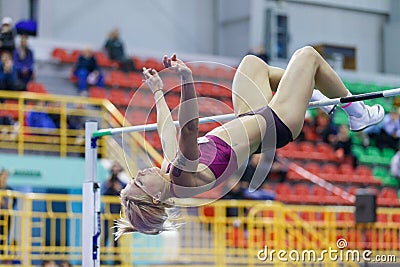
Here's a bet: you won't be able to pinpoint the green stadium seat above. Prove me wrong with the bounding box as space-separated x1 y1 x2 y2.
349 132 363 146
382 177 399 187
333 109 348 125
382 148 395 160
365 146 385 165
351 145 364 159
373 166 388 180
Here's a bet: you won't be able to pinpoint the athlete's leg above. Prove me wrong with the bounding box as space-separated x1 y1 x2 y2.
270 46 384 137
268 46 350 138
231 54 338 116
232 55 279 116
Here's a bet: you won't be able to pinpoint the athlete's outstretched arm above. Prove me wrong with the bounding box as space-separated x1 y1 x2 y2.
142 67 178 171
163 54 201 186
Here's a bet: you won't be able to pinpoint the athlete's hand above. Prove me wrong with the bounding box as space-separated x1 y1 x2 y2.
142 67 164 94
162 54 192 78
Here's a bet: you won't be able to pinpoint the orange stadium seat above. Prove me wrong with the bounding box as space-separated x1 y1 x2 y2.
3 100 18 119
165 94 180 109
130 91 154 109
377 213 388 223
70 49 81 62
305 162 321 174
275 183 292 200
109 89 129 106
127 110 152 125
378 188 400 207
105 71 127 87
89 86 107 99
52 47 70 62
393 213 400 223
143 58 164 71
127 72 144 89
132 56 144 69
320 163 338 177
292 184 310 203
94 51 118 68
27 82 47 94
355 165 373 177
315 142 336 161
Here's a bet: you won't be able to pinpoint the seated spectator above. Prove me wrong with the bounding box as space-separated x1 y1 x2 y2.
314 110 337 143
373 108 400 150
0 52 25 91
26 101 57 132
101 161 125 264
104 28 135 72
247 45 270 64
0 17 15 53
331 124 358 167
0 113 14 126
13 35 34 85
73 47 104 95
390 149 400 185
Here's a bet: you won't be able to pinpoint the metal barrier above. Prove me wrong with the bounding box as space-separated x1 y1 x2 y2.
0 90 163 176
0 191 399 266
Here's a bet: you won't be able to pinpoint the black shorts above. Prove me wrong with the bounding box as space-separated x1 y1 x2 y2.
238 105 293 151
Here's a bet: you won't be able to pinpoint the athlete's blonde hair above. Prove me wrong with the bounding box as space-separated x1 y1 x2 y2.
114 188 180 239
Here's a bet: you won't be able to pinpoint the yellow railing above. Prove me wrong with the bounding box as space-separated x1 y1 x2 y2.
0 90 163 176
1 190 399 266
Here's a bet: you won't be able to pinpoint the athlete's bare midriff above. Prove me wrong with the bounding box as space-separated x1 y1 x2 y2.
206 114 267 166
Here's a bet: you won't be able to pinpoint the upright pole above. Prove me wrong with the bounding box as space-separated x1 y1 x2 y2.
83 121 101 267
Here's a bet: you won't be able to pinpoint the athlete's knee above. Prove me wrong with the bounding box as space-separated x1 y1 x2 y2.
239 54 271 70
292 46 320 62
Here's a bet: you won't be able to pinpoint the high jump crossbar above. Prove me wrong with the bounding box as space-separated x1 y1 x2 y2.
92 87 400 138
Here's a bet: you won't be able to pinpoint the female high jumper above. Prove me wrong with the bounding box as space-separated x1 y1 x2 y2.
115 46 384 238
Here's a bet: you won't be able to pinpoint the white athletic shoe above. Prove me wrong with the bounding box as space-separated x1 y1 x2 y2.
348 103 385 132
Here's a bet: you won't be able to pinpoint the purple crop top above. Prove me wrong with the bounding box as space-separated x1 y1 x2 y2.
167 135 238 182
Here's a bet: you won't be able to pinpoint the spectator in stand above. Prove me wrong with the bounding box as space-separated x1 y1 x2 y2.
390 148 400 185
102 161 126 264
314 110 337 143
104 28 135 72
247 45 270 64
0 52 25 91
236 154 277 200
0 17 15 54
73 47 104 95
26 101 57 132
13 35 34 85
47 102 85 130
331 124 358 167
373 108 400 150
